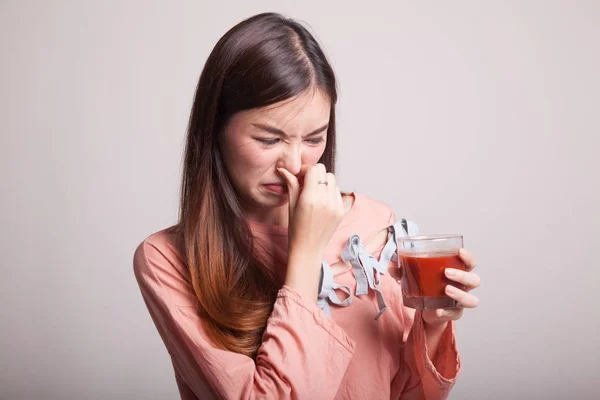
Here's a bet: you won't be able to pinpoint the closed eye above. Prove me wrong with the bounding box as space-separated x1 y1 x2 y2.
306 137 324 145
255 137 324 147
256 138 280 146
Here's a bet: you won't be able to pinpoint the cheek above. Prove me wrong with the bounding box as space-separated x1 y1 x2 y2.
302 146 326 164
230 143 277 177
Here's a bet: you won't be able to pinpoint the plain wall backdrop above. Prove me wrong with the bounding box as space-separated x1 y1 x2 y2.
1 1 598 399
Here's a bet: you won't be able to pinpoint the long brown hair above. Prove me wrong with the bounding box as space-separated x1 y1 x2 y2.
176 13 338 358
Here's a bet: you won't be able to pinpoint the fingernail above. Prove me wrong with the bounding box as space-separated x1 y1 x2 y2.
277 168 288 178
445 269 457 277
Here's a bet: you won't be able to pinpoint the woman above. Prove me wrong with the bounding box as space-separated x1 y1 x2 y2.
134 12 480 400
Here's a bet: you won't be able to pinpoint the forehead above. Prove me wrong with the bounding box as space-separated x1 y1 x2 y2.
236 89 331 131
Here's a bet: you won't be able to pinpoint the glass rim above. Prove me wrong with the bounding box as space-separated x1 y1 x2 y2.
397 234 463 242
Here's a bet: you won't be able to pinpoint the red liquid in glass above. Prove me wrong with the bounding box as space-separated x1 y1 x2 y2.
399 253 467 298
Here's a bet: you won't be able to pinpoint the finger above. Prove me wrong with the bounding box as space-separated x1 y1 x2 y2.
325 173 346 216
459 248 477 271
325 172 337 194
277 167 300 216
422 308 464 324
439 308 464 321
434 308 464 318
325 172 335 185
316 164 328 189
444 268 481 290
445 285 479 308
303 164 323 190
325 173 342 201
316 163 326 176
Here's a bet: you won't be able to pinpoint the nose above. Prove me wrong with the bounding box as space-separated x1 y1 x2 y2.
276 143 302 176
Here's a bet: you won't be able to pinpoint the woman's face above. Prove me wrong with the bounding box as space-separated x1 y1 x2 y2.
221 88 331 220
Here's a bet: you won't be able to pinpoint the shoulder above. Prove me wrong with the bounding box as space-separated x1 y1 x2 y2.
350 192 396 226
133 226 188 286
133 225 198 307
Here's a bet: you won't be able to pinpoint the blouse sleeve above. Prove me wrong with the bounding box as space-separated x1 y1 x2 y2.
133 239 356 400
390 304 461 399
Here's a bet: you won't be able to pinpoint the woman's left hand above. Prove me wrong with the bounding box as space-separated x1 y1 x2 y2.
422 248 480 327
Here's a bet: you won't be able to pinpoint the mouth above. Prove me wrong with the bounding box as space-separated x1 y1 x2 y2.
264 183 287 194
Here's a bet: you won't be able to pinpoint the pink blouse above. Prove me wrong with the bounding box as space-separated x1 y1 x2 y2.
133 192 460 399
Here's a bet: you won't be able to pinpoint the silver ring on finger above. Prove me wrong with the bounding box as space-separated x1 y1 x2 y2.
317 180 328 186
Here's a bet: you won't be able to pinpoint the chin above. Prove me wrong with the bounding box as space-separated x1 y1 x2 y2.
257 189 288 208
262 194 288 208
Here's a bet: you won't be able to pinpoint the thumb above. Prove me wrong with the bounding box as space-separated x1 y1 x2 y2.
277 167 300 218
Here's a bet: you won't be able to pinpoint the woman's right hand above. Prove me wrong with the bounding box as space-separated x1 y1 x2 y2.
277 163 345 301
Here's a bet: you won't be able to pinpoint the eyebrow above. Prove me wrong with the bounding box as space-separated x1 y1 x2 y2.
251 123 329 138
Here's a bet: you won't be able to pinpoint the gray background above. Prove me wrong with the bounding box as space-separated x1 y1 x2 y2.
1 1 598 399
